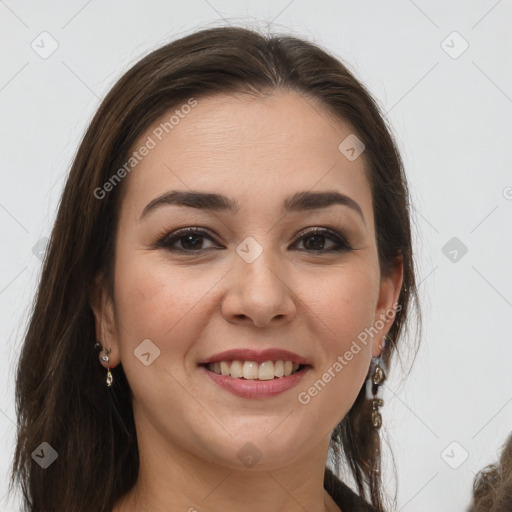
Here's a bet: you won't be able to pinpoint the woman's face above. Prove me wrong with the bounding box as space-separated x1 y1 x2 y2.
92 90 401 471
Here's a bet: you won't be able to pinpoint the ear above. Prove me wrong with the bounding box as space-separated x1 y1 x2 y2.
89 272 121 368
372 254 403 358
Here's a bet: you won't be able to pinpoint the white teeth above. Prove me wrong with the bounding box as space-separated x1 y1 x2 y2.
258 361 275 381
230 360 243 378
220 361 230 376
242 361 259 379
206 359 304 379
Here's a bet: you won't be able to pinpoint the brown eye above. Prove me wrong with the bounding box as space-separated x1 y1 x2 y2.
158 228 221 252
291 228 352 253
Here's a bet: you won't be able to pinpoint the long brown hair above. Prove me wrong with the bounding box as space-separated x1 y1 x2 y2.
9 25 420 512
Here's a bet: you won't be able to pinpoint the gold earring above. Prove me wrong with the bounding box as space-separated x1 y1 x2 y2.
100 347 113 387
371 363 385 428
366 334 389 429
106 368 113 387
379 333 392 351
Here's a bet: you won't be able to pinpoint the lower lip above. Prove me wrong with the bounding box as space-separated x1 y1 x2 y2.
199 365 312 399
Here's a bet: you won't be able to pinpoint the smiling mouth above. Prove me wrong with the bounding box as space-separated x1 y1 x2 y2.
199 360 311 380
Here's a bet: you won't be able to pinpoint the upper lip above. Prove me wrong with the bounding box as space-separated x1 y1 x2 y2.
198 348 311 366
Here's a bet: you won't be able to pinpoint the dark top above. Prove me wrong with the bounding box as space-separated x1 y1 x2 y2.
324 467 378 511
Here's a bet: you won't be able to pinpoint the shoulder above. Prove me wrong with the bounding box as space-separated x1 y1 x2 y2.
324 467 378 512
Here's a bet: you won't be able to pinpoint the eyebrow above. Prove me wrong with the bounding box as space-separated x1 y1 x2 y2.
139 190 365 223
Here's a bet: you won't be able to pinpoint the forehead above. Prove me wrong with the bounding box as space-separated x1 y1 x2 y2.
117 90 373 226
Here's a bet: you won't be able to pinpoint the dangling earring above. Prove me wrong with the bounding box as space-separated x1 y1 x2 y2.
98 343 113 387
106 368 113 387
366 334 390 429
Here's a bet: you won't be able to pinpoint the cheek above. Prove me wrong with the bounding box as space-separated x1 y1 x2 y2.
295 266 378 417
113 253 217 340
111 254 215 410
301 263 380 342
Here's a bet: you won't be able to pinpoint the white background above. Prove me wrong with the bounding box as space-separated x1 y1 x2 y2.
1 1 511 511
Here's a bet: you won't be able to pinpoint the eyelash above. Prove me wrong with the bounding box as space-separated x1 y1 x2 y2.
155 226 353 254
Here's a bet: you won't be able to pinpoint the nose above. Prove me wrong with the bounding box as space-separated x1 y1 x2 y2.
221 249 297 328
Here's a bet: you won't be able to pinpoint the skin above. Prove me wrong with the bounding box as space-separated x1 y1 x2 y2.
91 90 403 512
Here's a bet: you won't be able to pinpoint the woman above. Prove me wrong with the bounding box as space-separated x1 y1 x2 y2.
9 25 420 511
